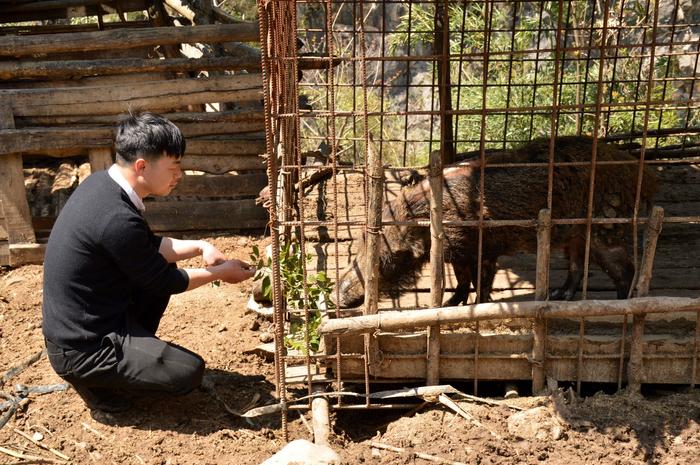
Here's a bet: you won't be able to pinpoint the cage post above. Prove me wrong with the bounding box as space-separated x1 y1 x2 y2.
364 137 383 376
427 149 445 385
628 206 664 394
532 209 551 394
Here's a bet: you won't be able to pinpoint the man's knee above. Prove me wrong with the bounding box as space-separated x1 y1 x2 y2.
169 351 205 395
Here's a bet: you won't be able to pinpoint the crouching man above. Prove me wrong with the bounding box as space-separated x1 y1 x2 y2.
42 112 255 413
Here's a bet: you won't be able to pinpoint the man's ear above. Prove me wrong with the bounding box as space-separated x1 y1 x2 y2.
134 158 147 175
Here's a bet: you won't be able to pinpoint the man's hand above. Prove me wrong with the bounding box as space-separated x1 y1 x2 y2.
217 259 256 284
200 241 227 267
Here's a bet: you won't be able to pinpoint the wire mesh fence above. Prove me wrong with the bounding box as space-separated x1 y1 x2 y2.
257 0 700 436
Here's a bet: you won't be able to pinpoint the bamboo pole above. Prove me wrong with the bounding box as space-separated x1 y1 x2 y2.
532 209 551 394
319 297 700 336
0 23 260 58
628 206 664 394
364 137 384 375
427 150 444 385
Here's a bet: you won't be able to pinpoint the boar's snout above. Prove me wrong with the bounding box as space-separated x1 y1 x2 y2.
335 260 366 308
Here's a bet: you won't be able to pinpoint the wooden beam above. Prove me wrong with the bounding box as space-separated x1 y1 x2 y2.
3 75 262 117
0 23 260 58
0 56 261 80
0 108 35 244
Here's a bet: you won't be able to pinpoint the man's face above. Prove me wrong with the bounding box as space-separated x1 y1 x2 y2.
141 155 183 197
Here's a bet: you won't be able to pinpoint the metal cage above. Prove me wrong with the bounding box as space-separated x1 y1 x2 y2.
257 0 700 438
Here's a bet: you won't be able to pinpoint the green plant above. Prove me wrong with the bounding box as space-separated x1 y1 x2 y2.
250 242 335 353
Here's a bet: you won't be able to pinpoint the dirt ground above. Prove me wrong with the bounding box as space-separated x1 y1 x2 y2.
1 234 699 465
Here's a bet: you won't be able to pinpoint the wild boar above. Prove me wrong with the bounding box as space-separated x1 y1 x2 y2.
336 136 657 308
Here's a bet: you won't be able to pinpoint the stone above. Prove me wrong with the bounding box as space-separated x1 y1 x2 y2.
507 406 563 441
260 439 340 465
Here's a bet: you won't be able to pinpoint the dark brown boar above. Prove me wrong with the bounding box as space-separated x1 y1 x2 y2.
336 136 658 308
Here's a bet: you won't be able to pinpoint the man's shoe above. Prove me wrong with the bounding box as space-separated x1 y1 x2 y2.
69 383 131 413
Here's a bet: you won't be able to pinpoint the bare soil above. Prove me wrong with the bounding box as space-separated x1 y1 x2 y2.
1 234 699 465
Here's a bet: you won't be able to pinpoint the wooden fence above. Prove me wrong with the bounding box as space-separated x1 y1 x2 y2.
0 1 272 267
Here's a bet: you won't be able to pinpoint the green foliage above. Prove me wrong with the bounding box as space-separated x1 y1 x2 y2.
250 242 335 354
218 0 258 22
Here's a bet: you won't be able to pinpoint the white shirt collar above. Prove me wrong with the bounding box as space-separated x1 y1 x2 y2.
107 164 146 212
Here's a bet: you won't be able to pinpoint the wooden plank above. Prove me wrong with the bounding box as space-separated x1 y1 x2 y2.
327 332 700 384
0 23 260 57
186 137 265 156
4 75 262 117
170 172 266 197
144 199 268 231
181 154 265 174
0 55 261 80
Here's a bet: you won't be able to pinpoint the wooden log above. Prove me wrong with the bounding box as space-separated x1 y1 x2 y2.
319 297 700 336
170 172 267 197
628 206 664 394
88 147 112 173
0 109 35 244
180 155 265 174
0 23 260 58
0 20 152 36
16 109 265 134
3 74 262 117
0 127 112 155
427 149 444 386
311 386 330 446
143 198 268 231
0 56 261 80
365 137 383 375
532 209 551 394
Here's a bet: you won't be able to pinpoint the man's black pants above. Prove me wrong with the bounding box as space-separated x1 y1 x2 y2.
45 290 204 401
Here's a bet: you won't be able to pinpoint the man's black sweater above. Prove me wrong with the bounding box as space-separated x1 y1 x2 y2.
42 171 189 351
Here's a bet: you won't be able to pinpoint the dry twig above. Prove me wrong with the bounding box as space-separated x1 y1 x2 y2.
370 442 468 465
13 428 69 461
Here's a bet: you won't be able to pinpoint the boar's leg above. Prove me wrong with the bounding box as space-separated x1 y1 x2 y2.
591 242 635 299
444 258 496 306
550 236 586 301
445 262 471 306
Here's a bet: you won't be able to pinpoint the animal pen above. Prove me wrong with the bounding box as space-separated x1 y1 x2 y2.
257 0 700 439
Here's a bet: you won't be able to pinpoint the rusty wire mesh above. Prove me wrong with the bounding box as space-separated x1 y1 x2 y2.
258 0 700 431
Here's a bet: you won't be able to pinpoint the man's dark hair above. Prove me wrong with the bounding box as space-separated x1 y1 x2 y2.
115 112 186 163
